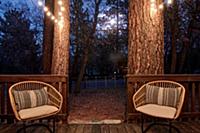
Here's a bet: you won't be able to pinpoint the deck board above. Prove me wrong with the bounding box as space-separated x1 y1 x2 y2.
101 124 109 133
109 125 119 133
1 121 200 133
92 124 101 133
125 124 138 133
116 124 127 133
83 124 92 133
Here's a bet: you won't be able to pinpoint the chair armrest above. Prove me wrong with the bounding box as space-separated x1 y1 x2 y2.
133 85 146 108
46 86 63 112
174 86 185 119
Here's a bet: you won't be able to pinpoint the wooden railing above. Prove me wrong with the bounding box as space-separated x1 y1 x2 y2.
127 74 200 121
0 75 68 123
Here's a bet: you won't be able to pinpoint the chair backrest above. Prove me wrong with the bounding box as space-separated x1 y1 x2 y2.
133 80 185 119
9 81 63 120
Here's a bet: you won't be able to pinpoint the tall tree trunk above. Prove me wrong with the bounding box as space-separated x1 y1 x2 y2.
75 47 89 93
128 0 164 75
178 38 190 73
42 0 54 73
74 0 102 93
51 0 70 115
51 0 70 75
170 0 179 73
170 23 177 73
178 20 193 73
127 0 164 119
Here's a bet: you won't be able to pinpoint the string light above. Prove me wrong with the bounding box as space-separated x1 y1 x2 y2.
150 0 174 16
58 20 64 28
159 4 164 10
44 7 48 12
167 0 173 5
58 12 62 16
150 0 157 16
37 0 64 27
58 0 64 28
47 11 51 16
58 0 63 5
38 1 43 6
61 6 65 11
51 16 55 20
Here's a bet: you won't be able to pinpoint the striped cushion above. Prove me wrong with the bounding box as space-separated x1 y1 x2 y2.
146 85 160 104
158 87 181 107
13 87 48 110
146 85 181 107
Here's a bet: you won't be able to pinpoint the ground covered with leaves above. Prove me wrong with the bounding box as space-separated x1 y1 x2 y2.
68 88 126 124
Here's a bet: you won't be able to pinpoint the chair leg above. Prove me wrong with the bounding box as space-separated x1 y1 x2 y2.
140 116 180 133
17 122 26 133
17 120 54 133
169 121 172 133
141 114 144 133
23 122 26 133
53 117 56 133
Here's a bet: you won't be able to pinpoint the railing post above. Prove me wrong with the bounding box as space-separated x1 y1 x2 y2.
7 82 14 123
0 83 5 123
85 76 88 89
95 76 97 89
104 76 107 88
114 73 117 89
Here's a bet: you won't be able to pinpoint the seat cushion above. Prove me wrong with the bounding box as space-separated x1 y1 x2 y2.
18 105 58 120
136 104 177 119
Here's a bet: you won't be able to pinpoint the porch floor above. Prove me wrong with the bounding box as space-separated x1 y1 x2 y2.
1 121 200 133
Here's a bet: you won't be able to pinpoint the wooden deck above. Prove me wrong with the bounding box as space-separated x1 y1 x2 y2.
1 121 200 133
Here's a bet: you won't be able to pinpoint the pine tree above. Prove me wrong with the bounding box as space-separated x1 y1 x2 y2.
0 9 40 74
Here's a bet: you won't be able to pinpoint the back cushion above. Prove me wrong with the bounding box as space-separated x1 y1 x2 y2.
146 84 181 107
13 87 48 110
145 85 160 104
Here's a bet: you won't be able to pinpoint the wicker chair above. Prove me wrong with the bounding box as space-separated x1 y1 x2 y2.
133 80 185 133
9 81 63 133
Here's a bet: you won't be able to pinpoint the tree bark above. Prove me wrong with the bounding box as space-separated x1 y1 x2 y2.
51 0 70 75
128 0 164 75
42 0 54 73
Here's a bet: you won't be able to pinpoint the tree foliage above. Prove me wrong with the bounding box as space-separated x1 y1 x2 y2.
0 9 41 73
70 0 128 78
164 0 200 74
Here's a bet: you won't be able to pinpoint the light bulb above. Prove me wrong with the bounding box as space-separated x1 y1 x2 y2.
159 4 164 10
58 1 63 5
47 11 51 16
44 7 48 12
168 0 172 5
38 1 43 6
150 0 155 2
61 16 64 19
58 21 63 28
55 19 58 23
58 12 62 16
61 7 65 11
151 3 155 8
51 16 55 20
